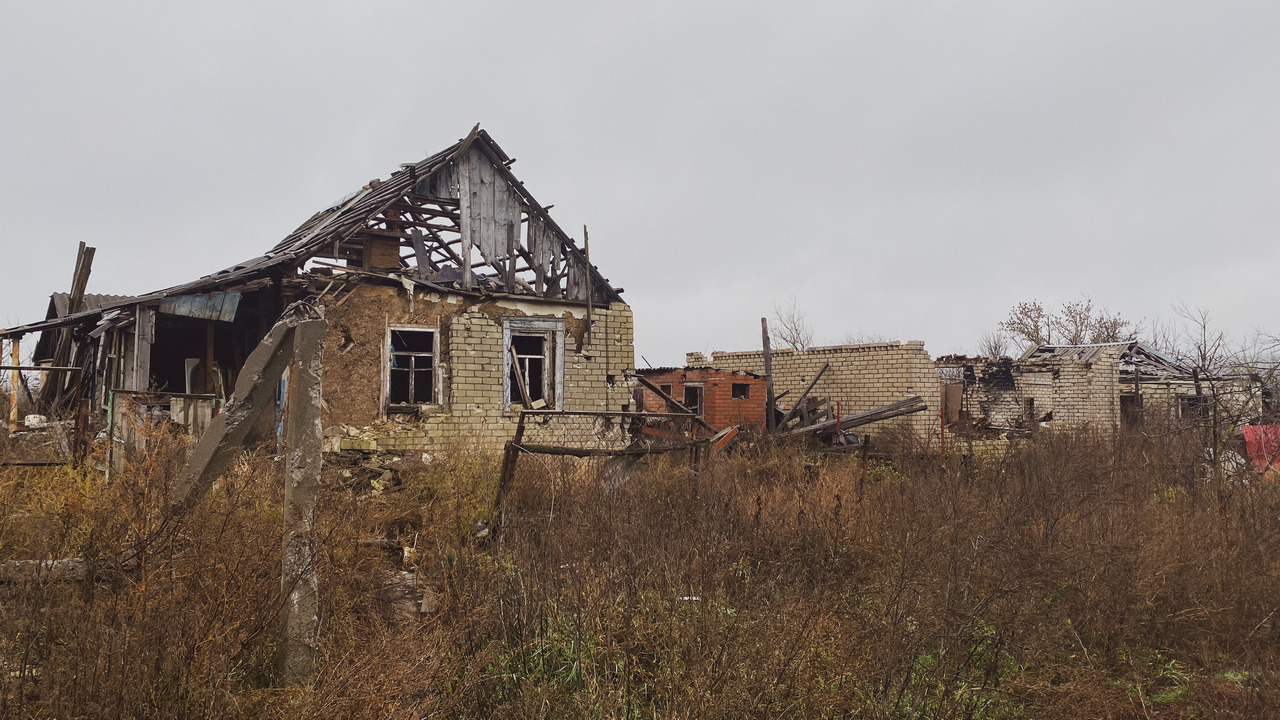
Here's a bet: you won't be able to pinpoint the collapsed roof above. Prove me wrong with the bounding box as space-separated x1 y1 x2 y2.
1021 341 1198 382
2 125 623 339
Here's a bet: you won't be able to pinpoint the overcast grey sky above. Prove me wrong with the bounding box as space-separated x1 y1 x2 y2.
2 1 1277 366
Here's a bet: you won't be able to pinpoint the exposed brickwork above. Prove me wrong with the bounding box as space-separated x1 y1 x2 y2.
935 348 1162 431
319 284 634 453
705 341 942 439
635 367 768 431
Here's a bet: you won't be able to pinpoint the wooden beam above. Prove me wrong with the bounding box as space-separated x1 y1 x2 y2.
781 396 928 438
777 362 829 430
633 374 717 435
762 318 776 432
132 306 154 392
8 339 18 432
46 242 95 412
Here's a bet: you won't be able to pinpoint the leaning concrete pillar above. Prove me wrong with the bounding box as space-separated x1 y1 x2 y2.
278 318 326 685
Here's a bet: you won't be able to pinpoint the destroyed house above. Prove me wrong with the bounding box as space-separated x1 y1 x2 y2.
699 341 942 439
635 366 768 432
936 341 1256 431
1 127 635 453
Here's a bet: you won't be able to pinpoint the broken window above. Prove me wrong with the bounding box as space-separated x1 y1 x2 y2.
504 317 564 410
388 328 436 405
683 385 704 417
1179 394 1208 420
731 383 750 399
509 333 551 407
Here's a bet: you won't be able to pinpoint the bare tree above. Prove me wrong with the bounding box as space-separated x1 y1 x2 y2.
842 330 893 345
771 298 813 351
998 300 1052 351
998 297 1136 352
977 330 1010 358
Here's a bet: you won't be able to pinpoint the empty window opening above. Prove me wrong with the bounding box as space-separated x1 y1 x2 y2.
509 334 547 406
659 384 672 397
1179 395 1208 420
389 329 435 405
683 385 704 417
1121 394 1144 429
731 383 750 399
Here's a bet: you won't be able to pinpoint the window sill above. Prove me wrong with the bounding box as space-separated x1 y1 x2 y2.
387 403 446 418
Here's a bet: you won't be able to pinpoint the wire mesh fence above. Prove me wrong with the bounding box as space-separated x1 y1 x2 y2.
499 410 713 497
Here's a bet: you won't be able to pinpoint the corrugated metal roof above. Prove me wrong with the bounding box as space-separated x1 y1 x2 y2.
47 293 136 319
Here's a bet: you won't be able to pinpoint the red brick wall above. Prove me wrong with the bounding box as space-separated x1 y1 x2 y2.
638 368 766 432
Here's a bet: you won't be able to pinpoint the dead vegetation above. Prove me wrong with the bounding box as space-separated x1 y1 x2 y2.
1 426 1278 718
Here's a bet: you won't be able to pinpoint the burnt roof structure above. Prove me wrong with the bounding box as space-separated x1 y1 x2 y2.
1021 341 1198 382
2 125 622 341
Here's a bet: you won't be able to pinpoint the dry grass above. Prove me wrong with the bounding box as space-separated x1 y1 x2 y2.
0 425 1277 718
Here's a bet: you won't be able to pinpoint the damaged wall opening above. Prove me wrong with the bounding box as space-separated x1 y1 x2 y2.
388 327 436 406
509 334 548 406
683 384 704 417
731 383 750 399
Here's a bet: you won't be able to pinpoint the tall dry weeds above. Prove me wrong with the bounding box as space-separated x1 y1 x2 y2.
0 425 1276 718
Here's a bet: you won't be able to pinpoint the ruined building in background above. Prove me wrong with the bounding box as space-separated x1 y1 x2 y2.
935 341 1264 432
1 127 634 453
634 366 768 432
698 341 942 439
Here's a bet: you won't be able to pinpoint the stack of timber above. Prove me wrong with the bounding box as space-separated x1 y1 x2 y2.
780 396 928 441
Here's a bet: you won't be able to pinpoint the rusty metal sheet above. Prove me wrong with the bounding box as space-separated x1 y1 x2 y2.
158 291 241 323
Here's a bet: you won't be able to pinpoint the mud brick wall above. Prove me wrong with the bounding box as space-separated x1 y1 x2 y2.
705 341 941 439
318 284 634 453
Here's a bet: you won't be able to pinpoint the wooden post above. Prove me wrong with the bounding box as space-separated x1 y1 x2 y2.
497 411 528 507
777 362 828 430
762 318 776 433
8 338 18 432
279 319 326 685
133 306 154 392
583 225 592 348
509 345 533 409
47 242 95 412
205 320 215 395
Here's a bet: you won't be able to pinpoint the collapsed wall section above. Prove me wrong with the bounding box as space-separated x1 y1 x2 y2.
706 341 941 439
936 348 1124 431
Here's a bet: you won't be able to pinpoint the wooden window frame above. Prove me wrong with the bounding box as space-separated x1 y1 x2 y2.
383 325 440 412
502 317 565 411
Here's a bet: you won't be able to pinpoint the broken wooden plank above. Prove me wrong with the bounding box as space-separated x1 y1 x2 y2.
633 374 717 435
762 318 776 432
7 338 17 432
777 362 829 430
515 442 703 458
46 242 95 412
782 396 928 438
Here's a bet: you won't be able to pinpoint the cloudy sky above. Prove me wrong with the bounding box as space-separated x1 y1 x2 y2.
2 1 1278 366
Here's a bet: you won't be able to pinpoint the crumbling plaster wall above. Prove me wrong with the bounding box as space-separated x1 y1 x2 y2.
318 284 634 452
703 341 941 438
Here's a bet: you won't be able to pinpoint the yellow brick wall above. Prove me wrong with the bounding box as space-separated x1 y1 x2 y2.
706 341 941 439
319 284 634 453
